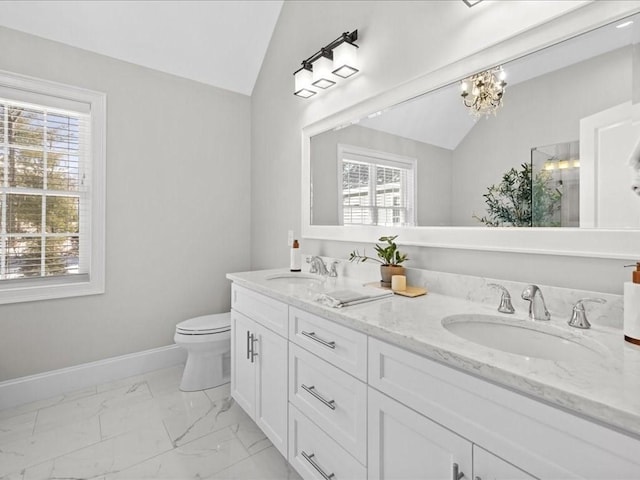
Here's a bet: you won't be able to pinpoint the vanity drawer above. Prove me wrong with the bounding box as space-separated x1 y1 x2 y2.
289 306 367 380
232 284 288 337
289 343 367 463
289 403 366 480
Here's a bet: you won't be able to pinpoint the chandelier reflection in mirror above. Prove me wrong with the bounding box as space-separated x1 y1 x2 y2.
460 67 507 118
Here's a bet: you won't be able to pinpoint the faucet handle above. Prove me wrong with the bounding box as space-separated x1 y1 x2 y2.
329 261 339 278
307 256 318 274
487 283 515 314
568 298 606 329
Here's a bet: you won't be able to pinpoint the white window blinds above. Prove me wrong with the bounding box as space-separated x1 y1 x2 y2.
0 97 90 282
339 144 416 227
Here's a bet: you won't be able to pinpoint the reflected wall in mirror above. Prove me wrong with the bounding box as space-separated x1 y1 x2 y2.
310 12 640 228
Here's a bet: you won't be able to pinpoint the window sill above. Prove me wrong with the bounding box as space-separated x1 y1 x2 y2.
0 276 104 304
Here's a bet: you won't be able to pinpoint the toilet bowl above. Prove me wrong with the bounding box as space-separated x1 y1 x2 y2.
174 312 231 392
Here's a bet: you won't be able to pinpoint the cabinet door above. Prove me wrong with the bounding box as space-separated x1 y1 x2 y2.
230 310 256 416
368 388 472 480
473 446 536 480
254 322 288 458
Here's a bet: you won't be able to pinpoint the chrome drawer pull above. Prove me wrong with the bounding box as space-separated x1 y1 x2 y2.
301 330 336 349
301 384 336 410
246 330 251 360
301 451 335 480
250 334 258 363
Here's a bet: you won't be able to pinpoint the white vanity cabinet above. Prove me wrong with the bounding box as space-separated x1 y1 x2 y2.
230 285 288 457
368 337 640 479
228 279 640 480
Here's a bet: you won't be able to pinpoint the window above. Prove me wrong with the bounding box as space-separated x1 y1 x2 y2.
339 144 416 226
0 71 105 304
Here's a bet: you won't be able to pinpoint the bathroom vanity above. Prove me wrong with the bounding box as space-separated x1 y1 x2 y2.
227 268 640 480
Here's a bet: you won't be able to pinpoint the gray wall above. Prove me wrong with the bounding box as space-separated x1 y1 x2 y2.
251 0 636 295
0 26 251 381
310 124 453 226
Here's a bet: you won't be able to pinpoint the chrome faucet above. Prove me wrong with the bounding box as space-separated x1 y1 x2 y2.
308 256 329 276
521 285 550 321
329 261 339 278
487 283 515 314
568 298 606 329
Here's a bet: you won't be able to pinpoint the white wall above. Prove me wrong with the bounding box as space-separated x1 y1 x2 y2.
0 26 251 381
251 0 640 295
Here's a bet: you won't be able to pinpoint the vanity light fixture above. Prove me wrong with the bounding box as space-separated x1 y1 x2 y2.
460 66 507 118
293 30 359 98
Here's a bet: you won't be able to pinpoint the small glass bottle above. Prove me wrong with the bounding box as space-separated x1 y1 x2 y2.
290 239 301 272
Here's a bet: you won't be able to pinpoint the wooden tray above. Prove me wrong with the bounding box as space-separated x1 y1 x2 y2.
364 282 427 298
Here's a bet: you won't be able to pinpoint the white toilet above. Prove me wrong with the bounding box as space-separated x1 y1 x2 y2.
174 312 231 392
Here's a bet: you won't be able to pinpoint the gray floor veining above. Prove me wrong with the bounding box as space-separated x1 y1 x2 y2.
0 365 301 479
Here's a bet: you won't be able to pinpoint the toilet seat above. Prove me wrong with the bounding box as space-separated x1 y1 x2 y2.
176 313 231 335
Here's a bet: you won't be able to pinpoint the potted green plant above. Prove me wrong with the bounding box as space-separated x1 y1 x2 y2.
349 235 408 287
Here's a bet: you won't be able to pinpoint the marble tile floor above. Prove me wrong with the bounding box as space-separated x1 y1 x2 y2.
0 365 302 480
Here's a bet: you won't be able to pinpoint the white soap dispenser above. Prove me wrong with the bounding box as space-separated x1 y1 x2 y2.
290 239 301 272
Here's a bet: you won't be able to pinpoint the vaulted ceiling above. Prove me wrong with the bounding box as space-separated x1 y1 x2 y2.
0 1 283 96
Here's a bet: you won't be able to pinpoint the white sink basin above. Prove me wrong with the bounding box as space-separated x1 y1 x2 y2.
264 272 325 285
442 314 608 362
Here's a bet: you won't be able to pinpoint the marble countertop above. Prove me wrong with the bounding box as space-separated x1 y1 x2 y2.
226 268 640 440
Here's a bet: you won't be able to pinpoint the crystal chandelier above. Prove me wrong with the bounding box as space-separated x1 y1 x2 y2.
460 67 507 118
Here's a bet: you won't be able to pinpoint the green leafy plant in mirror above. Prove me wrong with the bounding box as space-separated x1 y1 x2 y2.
473 163 562 227
349 235 408 266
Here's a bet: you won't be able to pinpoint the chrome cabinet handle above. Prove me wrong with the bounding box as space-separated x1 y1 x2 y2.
301 451 335 480
474 477 481 480
301 384 336 410
246 330 251 360
452 463 465 480
301 330 336 349
250 334 258 363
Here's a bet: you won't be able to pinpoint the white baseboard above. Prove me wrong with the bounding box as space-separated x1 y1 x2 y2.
0 344 187 411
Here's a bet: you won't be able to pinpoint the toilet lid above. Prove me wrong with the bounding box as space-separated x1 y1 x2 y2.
176 313 231 335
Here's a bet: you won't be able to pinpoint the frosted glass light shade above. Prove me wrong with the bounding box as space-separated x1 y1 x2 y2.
294 68 316 98
332 41 359 78
312 56 336 89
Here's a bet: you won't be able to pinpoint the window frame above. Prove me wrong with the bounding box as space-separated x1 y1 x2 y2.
337 143 417 227
0 70 105 304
